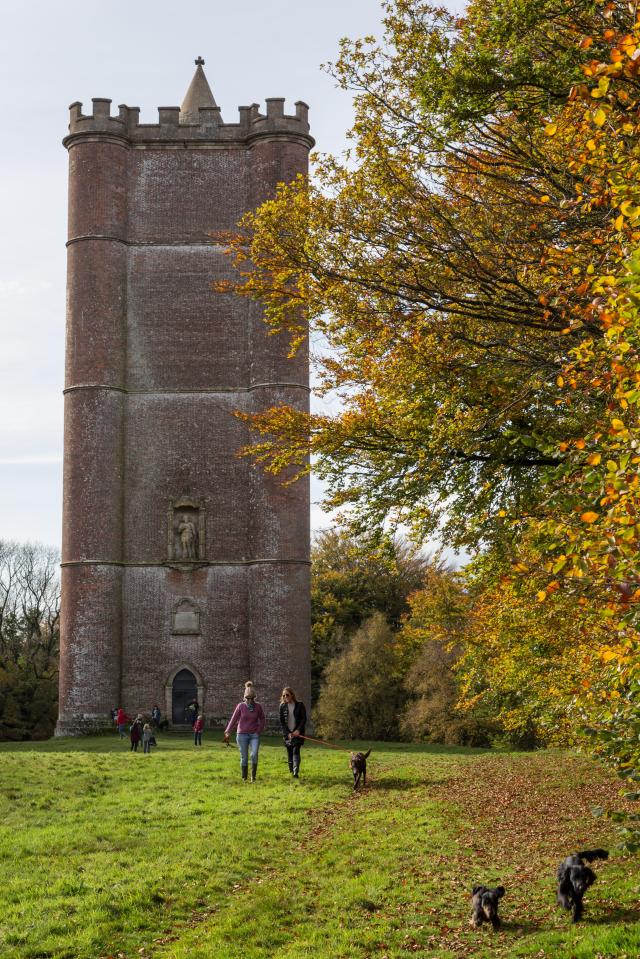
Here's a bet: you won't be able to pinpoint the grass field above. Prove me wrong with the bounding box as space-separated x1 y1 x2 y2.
0 735 638 959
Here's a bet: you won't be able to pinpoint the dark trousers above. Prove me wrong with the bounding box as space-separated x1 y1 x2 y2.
194 731 202 746
131 741 139 751
285 740 302 775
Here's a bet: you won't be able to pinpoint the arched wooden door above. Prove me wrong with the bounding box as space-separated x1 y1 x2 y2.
172 668 197 724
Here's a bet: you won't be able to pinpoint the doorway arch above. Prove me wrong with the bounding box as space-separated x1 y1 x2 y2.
164 664 206 725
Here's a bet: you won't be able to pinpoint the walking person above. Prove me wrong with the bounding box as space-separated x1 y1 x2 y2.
116 707 128 739
279 687 307 779
193 714 204 746
186 698 199 727
142 722 153 755
130 714 143 752
223 681 266 782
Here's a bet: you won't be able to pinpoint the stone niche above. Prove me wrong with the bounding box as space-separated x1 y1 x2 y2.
171 597 201 635
167 498 206 563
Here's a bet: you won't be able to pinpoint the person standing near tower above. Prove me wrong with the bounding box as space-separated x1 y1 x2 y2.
224 682 266 781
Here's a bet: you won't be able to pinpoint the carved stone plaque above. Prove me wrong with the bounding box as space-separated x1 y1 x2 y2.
167 498 206 562
172 598 201 635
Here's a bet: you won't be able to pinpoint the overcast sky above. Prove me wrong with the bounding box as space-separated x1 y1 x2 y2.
0 0 462 551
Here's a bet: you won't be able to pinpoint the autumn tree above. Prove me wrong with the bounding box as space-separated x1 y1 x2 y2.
219 0 629 550
396 566 495 745
219 0 640 838
314 613 409 740
311 530 433 700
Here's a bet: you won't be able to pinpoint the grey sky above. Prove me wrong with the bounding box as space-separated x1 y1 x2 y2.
0 0 462 549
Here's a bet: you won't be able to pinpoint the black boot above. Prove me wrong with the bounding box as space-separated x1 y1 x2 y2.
241 764 248 781
251 762 258 782
293 766 299 778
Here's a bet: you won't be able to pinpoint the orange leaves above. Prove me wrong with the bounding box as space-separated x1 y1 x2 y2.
581 511 600 523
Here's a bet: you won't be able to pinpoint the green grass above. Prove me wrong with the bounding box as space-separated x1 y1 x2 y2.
0 735 637 959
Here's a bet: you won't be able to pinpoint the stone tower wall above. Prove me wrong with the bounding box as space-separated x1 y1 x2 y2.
57 93 312 733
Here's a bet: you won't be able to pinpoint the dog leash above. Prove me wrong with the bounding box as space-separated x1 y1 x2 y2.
295 733 354 753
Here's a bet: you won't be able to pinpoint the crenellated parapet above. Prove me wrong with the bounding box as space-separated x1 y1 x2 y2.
64 97 313 148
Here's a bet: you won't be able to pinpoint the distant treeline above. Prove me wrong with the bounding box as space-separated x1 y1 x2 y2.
0 541 59 740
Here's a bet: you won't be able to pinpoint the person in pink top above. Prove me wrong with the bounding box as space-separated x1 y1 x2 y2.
223 681 266 781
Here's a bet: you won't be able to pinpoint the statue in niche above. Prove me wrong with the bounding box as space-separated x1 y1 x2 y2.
178 514 197 560
167 499 205 563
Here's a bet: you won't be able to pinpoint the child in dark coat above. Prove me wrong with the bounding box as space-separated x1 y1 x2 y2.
130 715 143 752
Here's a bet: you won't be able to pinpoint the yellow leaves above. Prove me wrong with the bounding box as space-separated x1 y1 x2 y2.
593 108 607 127
610 418 626 432
601 649 619 663
591 77 610 98
587 453 602 466
581 511 600 523
556 375 564 387
544 123 558 136
615 214 625 230
536 590 547 602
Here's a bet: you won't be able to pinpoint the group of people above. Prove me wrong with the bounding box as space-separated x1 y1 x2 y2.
113 706 163 754
111 682 307 779
223 682 307 782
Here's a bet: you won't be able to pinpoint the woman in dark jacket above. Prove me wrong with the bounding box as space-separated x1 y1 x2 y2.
279 686 307 778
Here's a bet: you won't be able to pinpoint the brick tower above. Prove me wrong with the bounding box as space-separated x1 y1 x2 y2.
56 60 313 734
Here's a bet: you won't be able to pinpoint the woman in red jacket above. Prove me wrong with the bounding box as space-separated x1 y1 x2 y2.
116 707 128 739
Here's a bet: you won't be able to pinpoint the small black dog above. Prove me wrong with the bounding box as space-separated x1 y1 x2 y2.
556 848 608 922
350 749 371 790
470 885 505 929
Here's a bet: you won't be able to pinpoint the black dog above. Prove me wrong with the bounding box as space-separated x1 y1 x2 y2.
470 885 505 929
556 849 608 922
350 749 371 790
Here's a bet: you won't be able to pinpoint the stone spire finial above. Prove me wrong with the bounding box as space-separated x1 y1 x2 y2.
180 58 217 124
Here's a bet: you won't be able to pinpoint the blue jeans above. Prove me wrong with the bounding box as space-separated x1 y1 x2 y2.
237 732 260 766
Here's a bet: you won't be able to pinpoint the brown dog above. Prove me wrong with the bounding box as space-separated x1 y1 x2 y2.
350 749 371 790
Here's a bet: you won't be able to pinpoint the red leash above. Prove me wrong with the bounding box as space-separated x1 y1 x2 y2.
295 733 353 753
